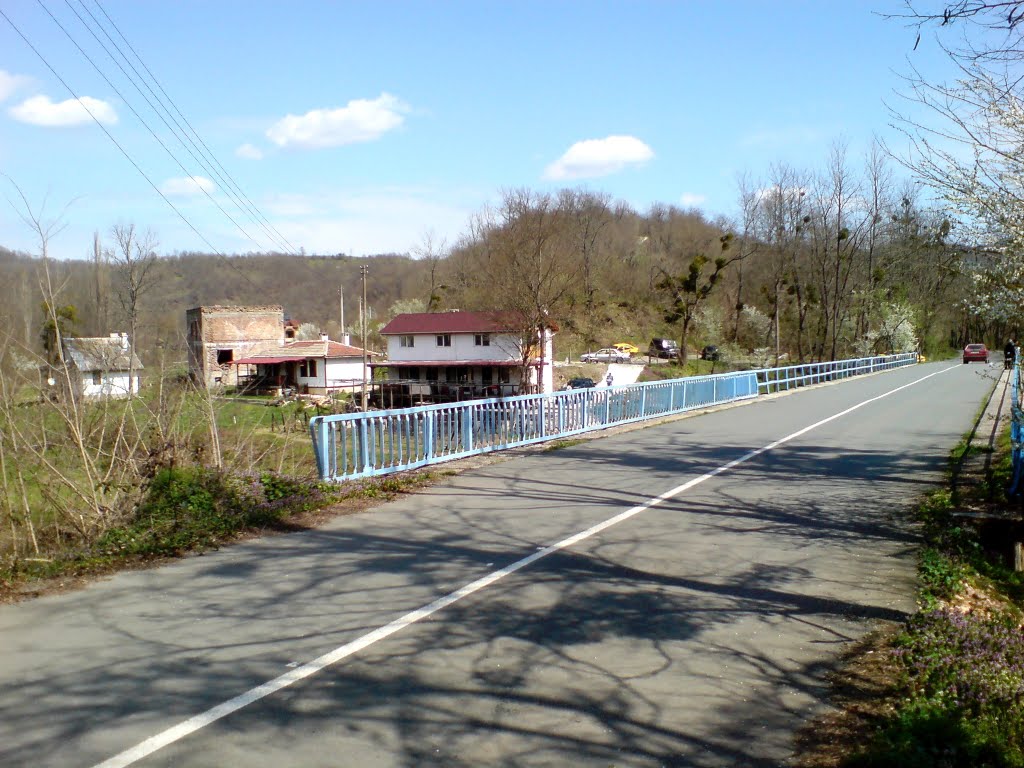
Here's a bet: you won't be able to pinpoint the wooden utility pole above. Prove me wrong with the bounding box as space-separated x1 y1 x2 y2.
361 265 368 411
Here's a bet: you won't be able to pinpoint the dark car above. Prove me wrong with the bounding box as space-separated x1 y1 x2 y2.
700 344 720 361
648 338 680 359
564 376 597 389
963 343 989 364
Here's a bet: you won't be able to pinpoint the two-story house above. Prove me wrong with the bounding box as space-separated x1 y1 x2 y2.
375 311 554 399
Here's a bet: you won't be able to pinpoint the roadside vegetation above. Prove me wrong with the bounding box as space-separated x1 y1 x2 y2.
798 383 1024 768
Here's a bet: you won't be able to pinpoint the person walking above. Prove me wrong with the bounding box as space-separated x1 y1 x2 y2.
605 371 614 387
1005 338 1017 369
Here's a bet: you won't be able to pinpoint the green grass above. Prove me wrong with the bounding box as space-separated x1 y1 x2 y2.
846 419 1024 766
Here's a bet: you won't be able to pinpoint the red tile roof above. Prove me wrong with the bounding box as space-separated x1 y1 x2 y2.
232 339 374 365
379 311 526 335
370 359 529 367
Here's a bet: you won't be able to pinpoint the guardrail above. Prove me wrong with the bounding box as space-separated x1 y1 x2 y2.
310 353 918 482
1010 357 1023 496
756 352 918 393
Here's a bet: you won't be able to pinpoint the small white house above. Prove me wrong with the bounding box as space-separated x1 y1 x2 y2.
60 333 143 400
233 334 374 395
375 311 554 397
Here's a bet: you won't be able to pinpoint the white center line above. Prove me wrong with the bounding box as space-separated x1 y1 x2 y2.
93 364 957 768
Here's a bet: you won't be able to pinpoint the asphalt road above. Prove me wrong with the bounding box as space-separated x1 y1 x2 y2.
0 360 997 767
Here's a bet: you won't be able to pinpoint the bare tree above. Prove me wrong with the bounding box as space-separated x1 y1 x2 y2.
108 223 158 392
648 205 747 365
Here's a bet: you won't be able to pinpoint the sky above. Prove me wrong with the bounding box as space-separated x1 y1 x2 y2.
0 1 962 261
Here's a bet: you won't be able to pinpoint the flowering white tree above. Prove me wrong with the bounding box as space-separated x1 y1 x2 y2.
892 3 1024 323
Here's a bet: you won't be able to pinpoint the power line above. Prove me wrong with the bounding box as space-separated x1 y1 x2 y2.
35 0 277 254
79 0 300 255
0 5 261 289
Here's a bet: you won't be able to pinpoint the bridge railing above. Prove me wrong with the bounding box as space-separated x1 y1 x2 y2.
1010 356 1023 495
310 353 918 482
756 353 918 393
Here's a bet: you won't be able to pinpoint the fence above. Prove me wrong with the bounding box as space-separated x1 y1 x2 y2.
310 353 918 482
1010 358 1023 496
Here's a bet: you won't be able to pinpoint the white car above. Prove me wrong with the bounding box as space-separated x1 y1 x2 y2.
581 348 631 363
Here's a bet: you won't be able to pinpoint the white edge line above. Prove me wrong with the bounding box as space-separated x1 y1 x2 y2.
93 363 958 768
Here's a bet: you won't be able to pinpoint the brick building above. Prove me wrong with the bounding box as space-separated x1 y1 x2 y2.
186 305 285 388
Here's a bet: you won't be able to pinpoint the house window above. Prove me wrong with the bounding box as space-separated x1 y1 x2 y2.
424 366 439 382
400 335 415 348
403 366 419 381
299 362 308 377
481 367 493 386
436 334 451 347
217 349 233 365
498 368 511 384
308 360 317 377
474 334 490 347
92 371 102 385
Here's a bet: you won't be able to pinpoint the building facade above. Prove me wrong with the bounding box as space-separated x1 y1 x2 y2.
186 305 285 388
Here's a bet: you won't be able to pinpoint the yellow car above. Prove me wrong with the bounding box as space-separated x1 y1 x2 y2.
613 342 639 355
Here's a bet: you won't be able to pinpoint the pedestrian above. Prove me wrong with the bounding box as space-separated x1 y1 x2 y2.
605 371 613 387
1006 338 1017 369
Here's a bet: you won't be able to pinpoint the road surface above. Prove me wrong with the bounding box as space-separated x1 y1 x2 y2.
0 360 996 767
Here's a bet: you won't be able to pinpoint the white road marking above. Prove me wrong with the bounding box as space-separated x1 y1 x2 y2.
93 364 958 768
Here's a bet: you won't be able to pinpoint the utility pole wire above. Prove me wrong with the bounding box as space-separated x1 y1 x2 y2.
80 0 300 255
36 0 274 254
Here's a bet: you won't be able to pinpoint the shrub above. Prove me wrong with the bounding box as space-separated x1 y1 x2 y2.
96 467 331 557
855 609 1024 767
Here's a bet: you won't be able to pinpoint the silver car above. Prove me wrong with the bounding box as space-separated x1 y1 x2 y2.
581 348 631 363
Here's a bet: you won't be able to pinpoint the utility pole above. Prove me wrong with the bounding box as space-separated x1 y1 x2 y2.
361 264 368 411
338 284 344 337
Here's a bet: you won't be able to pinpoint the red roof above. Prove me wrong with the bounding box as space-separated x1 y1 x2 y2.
370 359 541 368
232 339 374 365
379 311 526 335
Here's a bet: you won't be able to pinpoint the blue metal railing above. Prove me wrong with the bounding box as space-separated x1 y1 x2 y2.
756 353 918 394
1009 356 1023 495
310 352 918 482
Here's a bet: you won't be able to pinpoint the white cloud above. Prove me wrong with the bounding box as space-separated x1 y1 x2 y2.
160 176 215 197
680 193 706 207
0 70 32 103
266 93 409 149
544 135 654 180
265 189 470 255
8 95 117 126
235 142 264 160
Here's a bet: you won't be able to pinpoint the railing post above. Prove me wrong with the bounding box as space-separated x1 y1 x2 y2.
539 396 547 438
462 404 473 453
359 418 371 473
425 410 435 461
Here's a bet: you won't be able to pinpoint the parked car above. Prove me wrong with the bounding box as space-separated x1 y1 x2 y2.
963 343 989 364
581 348 631 364
648 338 680 359
613 342 639 355
700 344 720 361
564 376 597 389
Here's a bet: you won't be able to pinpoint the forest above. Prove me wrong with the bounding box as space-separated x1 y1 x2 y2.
0 143 993 376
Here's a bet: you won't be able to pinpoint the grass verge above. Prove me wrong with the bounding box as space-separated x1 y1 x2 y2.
836 441 1024 765
0 467 440 600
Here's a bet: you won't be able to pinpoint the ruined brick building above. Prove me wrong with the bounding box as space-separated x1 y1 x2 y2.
186 305 285 388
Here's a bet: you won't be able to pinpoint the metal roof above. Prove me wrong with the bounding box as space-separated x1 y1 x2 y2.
62 336 143 372
379 311 526 336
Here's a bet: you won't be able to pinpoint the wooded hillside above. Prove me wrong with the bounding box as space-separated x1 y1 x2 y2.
0 147 999 369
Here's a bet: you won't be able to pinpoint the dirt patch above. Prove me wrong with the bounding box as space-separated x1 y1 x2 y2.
792 624 903 768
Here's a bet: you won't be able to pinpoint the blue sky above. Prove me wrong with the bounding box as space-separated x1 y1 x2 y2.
0 1 957 260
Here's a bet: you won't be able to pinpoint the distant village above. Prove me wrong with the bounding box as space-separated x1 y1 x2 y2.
65 305 555 408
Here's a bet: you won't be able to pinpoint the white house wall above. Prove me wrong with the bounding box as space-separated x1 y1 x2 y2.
80 371 138 399
386 332 524 362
